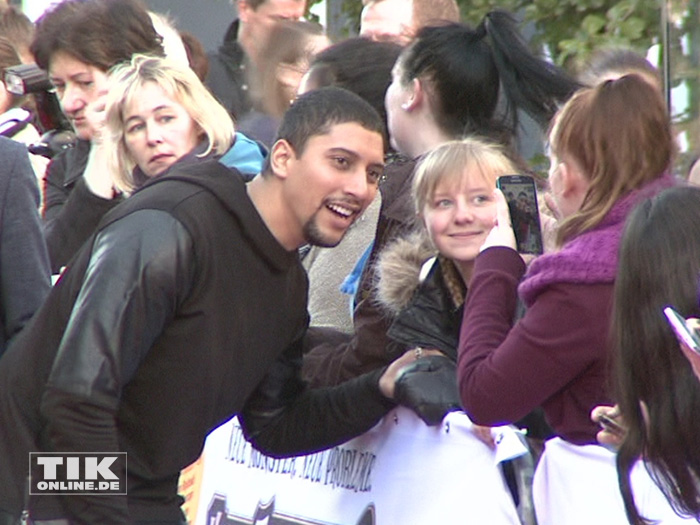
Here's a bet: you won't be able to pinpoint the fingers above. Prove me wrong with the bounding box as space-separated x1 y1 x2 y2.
591 405 625 449
590 404 619 421
543 192 561 220
86 90 109 144
493 188 511 227
480 189 517 253
472 424 495 449
686 318 700 330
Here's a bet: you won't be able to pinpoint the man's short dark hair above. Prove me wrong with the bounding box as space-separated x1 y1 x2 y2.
263 86 387 175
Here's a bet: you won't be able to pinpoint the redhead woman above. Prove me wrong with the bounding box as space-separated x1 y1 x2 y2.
457 74 679 523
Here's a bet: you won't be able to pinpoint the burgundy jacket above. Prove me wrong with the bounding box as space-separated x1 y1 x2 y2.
458 247 613 444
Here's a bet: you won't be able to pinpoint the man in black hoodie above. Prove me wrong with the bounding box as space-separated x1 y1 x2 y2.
0 88 409 525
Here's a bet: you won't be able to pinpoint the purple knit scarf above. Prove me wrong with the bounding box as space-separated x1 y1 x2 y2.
518 174 679 307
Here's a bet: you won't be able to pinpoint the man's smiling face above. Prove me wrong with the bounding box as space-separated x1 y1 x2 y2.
279 121 384 248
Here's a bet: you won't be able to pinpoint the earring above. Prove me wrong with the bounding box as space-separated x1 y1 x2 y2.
401 102 410 110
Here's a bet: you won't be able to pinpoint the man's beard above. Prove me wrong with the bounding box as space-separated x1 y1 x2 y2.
302 211 349 248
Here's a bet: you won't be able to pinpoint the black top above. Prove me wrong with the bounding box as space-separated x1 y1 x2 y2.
0 161 394 523
205 20 253 121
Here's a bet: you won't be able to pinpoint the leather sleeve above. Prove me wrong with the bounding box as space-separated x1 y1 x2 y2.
44 175 121 274
40 209 195 524
240 337 396 458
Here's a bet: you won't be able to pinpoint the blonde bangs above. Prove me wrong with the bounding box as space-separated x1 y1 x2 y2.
413 137 516 213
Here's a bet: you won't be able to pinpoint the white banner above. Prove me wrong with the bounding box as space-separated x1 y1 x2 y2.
193 407 523 525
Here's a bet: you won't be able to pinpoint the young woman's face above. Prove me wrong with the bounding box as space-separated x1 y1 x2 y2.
422 169 497 277
122 82 201 177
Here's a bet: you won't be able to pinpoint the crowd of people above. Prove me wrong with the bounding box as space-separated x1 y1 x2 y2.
0 0 699 524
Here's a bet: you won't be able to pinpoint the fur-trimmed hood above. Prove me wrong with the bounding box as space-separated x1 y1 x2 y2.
374 230 437 315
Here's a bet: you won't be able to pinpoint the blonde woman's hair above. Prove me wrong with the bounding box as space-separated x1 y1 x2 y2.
412 136 517 215
104 54 234 193
550 73 674 245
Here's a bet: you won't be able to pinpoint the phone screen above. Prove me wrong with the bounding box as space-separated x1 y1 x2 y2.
663 306 700 355
496 175 544 255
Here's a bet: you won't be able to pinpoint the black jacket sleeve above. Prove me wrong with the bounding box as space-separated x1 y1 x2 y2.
40 209 194 524
240 337 396 458
42 144 121 273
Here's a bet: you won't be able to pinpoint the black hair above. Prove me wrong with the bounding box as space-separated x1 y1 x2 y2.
613 185 700 524
398 11 580 143
305 37 402 130
263 86 386 174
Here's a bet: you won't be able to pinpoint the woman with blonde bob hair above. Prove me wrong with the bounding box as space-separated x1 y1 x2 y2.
374 137 518 425
457 74 680 523
104 53 234 193
46 53 265 270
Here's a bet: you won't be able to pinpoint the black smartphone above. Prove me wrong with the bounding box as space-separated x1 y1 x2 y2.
496 175 544 255
663 306 700 355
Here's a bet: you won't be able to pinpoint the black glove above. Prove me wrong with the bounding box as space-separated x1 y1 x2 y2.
394 354 462 426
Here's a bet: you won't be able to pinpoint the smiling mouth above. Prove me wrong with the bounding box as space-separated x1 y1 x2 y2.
449 231 482 238
326 202 358 220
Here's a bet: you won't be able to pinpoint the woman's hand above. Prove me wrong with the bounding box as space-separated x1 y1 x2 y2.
83 88 121 199
480 189 517 253
471 424 495 448
679 318 700 382
540 192 560 253
85 88 109 145
591 405 626 449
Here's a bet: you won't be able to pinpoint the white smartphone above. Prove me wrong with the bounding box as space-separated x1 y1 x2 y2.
663 306 700 355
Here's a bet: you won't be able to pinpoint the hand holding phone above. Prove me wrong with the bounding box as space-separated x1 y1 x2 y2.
591 405 626 448
663 306 700 355
496 175 544 255
597 413 626 439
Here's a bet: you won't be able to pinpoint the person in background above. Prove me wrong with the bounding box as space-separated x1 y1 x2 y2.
593 186 700 524
0 36 48 184
300 37 401 138
86 54 234 195
30 0 165 273
0 136 50 360
0 85 415 525
180 31 210 82
237 19 328 147
302 11 579 388
457 74 678 523
206 0 307 121
578 47 661 89
33 0 265 274
298 37 402 334
0 5 34 64
359 0 460 45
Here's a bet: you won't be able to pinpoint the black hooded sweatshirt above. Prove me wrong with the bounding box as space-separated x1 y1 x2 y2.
0 160 393 524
